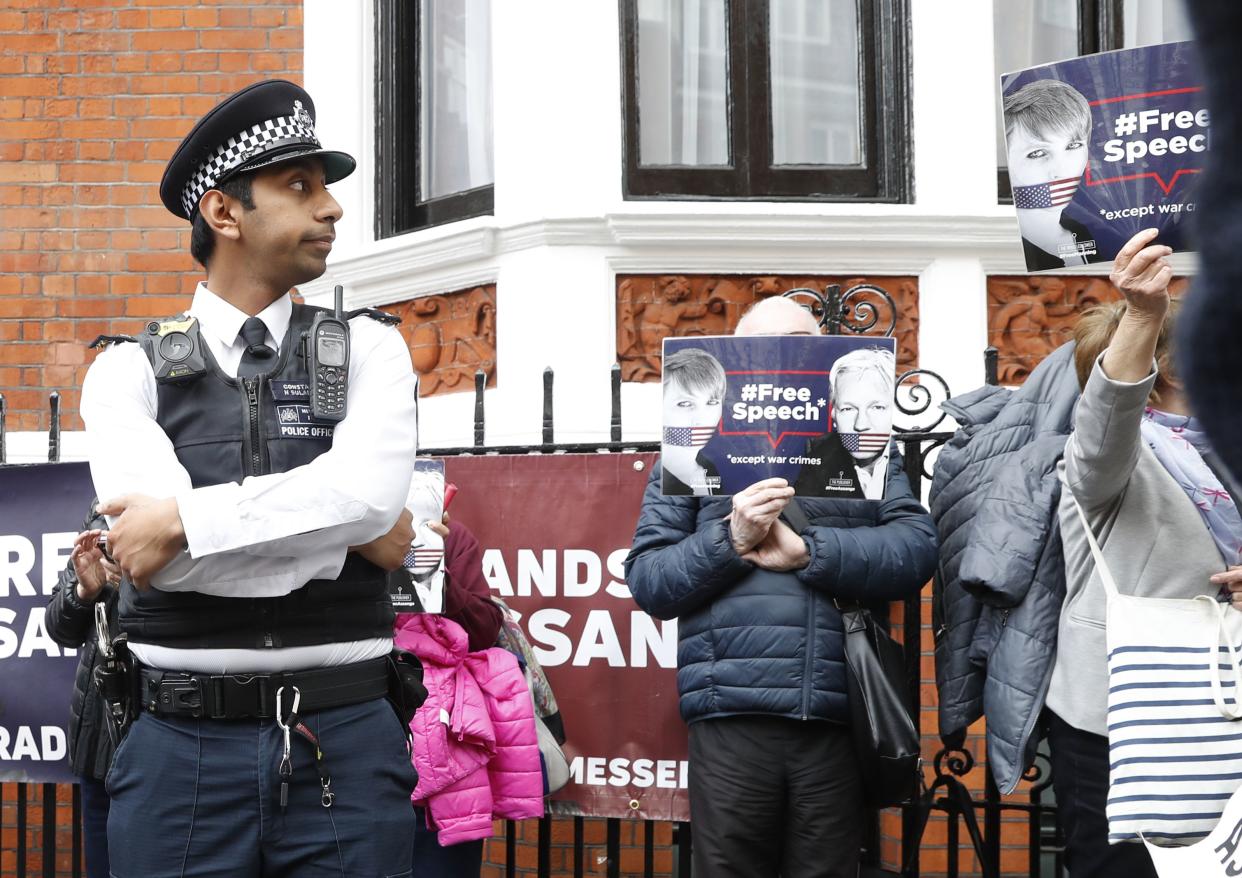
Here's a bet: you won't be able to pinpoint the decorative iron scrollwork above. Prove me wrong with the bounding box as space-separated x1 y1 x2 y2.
1024 750 1054 795
934 745 977 779
894 368 953 434
781 283 953 440
782 283 898 337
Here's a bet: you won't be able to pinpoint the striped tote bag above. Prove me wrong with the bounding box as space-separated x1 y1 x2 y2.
1072 495 1242 846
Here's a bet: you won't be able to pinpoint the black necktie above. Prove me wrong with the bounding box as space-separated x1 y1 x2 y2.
237 316 275 379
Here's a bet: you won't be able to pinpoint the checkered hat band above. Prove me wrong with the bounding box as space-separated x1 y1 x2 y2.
181 113 319 216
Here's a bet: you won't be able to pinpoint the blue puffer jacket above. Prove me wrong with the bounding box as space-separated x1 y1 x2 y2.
625 454 938 725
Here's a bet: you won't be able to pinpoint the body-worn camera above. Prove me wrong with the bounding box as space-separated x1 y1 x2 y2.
144 315 208 383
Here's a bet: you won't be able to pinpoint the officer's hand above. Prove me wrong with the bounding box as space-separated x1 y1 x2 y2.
742 520 810 572
727 478 794 554
97 494 186 591
351 508 415 571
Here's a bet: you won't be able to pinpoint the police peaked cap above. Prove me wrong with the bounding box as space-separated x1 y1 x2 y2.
159 79 356 221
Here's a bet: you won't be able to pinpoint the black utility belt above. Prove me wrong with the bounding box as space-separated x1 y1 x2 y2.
138 657 390 720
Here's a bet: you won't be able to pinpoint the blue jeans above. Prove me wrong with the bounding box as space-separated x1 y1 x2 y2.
78 775 110 878
106 697 417 878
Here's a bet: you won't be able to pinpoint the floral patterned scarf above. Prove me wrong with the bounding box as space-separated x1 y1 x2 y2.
1142 407 1242 566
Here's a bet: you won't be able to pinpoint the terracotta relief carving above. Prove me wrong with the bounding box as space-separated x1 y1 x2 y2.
387 284 497 396
987 275 1189 385
616 274 920 382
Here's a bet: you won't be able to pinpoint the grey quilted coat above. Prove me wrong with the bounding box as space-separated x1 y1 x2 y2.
929 343 1080 793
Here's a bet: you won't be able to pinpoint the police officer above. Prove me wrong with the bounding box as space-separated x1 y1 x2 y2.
80 80 420 877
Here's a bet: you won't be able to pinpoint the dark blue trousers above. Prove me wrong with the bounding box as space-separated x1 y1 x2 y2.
78 775 110 878
411 807 483 878
1047 711 1158 878
105 697 417 878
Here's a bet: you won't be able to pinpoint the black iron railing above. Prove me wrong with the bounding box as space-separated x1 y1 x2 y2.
0 284 1060 878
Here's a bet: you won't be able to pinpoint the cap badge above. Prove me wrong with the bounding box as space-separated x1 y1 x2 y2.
293 100 313 130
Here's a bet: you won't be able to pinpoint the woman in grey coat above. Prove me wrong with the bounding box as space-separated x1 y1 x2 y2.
1050 228 1242 876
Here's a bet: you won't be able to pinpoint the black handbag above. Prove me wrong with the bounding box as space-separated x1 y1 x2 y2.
838 602 921 808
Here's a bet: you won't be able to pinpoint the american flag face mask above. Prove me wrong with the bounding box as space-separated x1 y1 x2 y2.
663 425 716 448
404 542 444 578
839 432 890 457
1012 175 1082 210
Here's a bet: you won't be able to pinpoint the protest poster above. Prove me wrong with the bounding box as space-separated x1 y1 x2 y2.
1000 40 1205 272
394 459 447 612
660 335 897 499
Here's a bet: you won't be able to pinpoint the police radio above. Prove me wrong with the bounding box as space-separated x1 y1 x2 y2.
309 284 350 422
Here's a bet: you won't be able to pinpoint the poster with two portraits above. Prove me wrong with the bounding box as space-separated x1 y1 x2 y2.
1001 41 1205 272
661 335 897 500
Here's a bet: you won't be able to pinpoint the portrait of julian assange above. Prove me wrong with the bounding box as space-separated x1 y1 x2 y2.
794 347 895 501
1004 78 1107 271
661 347 725 496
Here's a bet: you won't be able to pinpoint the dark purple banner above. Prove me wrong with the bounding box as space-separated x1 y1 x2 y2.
1001 41 1205 271
442 453 689 820
0 462 94 784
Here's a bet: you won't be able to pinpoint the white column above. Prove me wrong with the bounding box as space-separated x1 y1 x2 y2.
910 0 998 212
918 257 992 407
303 0 373 254
484 246 619 446
491 0 624 224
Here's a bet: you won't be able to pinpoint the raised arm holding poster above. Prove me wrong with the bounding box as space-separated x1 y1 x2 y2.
1001 40 1205 272
661 335 897 500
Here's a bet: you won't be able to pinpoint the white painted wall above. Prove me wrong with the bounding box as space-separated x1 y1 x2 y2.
14 0 1194 460
296 0 1040 450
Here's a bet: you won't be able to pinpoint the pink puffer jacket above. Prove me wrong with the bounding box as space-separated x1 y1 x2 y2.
394 613 544 845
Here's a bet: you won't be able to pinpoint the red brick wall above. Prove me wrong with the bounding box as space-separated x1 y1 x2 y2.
0 0 303 434
1 3 301 873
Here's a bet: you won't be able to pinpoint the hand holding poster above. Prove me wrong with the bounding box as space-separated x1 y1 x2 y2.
1001 41 1205 272
661 335 897 499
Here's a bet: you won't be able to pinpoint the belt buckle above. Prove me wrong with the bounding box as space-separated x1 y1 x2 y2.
153 674 202 717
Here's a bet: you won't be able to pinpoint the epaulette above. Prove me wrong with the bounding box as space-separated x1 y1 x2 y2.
88 334 138 350
346 307 401 326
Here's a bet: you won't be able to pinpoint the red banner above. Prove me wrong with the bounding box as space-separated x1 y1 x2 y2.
442 453 690 821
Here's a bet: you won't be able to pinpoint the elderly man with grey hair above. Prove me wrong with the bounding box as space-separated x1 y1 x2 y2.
626 297 937 878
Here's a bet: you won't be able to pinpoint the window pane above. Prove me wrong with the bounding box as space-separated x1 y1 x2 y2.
994 0 1079 167
420 0 494 200
636 0 730 166
769 0 861 166
1123 0 1193 46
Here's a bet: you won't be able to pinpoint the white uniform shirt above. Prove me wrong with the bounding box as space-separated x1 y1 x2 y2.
80 283 419 671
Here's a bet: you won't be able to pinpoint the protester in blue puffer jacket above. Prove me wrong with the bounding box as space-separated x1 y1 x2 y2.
625 297 938 878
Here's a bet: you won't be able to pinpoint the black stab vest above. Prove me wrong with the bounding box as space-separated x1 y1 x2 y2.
118 304 394 650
